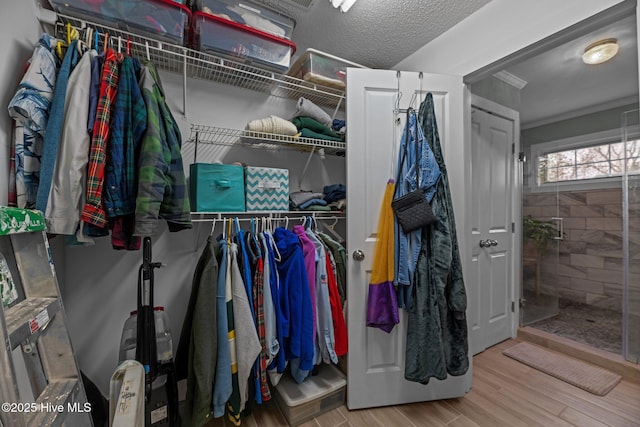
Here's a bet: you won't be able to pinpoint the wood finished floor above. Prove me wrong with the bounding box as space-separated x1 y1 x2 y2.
205 339 640 427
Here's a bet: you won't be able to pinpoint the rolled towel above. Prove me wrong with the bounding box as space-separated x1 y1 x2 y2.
294 97 332 128
292 116 340 138
245 115 297 135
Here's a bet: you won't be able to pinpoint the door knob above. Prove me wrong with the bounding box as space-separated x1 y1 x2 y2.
352 249 365 261
489 239 498 247
479 240 490 248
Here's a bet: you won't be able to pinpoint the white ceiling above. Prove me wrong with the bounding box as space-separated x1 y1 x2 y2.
280 1 638 128
503 14 639 128
277 0 492 69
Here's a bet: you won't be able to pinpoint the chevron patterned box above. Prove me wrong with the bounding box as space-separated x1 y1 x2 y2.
245 166 289 211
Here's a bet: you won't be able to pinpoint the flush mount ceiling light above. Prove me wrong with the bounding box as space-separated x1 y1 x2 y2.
330 0 357 12
582 38 619 65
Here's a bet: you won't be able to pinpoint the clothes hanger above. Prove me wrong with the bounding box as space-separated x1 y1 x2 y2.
209 218 217 236
322 217 345 245
94 28 99 52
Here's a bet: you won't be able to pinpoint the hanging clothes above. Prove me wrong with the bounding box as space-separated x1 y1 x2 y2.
259 232 278 367
252 248 271 402
305 227 337 365
81 48 122 229
8 34 59 209
394 108 440 309
234 226 261 406
133 61 191 236
292 225 317 353
105 55 147 250
175 236 219 426
224 239 242 426
264 230 287 386
273 227 314 384
366 180 399 333
44 48 96 236
213 238 232 418
404 93 469 384
37 39 81 213
324 250 348 357
317 231 346 305
229 243 261 416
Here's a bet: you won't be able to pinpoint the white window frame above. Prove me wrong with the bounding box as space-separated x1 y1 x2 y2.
528 126 640 193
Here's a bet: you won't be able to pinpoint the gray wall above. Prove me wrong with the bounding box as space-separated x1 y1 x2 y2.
470 76 521 111
521 103 638 149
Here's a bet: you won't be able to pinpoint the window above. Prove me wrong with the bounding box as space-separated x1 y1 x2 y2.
537 140 640 184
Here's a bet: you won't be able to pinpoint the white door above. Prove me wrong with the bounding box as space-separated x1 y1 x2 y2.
346 68 471 410
467 100 517 355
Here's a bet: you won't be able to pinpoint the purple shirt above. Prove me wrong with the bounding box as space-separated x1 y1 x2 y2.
293 225 317 345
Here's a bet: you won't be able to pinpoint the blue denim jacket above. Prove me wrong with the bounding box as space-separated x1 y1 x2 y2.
394 110 441 309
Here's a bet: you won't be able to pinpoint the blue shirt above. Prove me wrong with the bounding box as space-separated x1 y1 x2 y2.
395 110 441 309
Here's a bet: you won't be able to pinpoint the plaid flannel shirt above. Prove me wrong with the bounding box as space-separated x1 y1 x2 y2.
104 56 146 218
134 61 191 235
82 49 122 227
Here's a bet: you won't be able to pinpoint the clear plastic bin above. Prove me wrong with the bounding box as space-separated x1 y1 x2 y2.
119 306 174 365
194 0 294 40
193 11 296 72
288 48 366 90
48 0 192 45
273 364 346 426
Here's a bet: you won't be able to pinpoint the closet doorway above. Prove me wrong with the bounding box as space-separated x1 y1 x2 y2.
468 95 518 355
468 4 639 360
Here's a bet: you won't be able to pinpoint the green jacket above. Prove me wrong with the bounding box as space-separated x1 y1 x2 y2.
135 61 191 236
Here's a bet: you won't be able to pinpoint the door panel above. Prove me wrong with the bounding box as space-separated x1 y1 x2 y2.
346 68 471 410
469 106 514 354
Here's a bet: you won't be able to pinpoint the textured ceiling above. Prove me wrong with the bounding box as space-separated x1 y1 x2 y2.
282 0 492 69
503 14 638 127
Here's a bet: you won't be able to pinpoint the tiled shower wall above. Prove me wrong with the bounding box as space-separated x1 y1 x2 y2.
523 188 634 311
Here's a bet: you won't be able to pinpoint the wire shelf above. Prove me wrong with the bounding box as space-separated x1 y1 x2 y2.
188 124 346 156
55 14 345 109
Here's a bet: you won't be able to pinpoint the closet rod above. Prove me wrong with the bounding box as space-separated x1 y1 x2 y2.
191 214 345 223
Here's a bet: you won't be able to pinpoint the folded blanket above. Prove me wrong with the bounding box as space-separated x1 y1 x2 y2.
294 97 332 127
290 191 324 208
246 115 298 135
299 128 343 142
292 116 340 139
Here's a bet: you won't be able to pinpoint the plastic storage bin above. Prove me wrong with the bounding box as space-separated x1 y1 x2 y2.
273 364 346 426
194 0 294 40
189 163 246 212
245 166 289 212
193 12 296 72
48 0 192 45
288 48 366 90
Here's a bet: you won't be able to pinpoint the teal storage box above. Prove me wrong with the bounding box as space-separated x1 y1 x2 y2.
189 163 246 212
245 166 289 211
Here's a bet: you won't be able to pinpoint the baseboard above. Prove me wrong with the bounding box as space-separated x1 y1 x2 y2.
517 326 640 384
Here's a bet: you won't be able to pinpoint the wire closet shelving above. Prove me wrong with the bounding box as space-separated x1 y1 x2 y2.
55 13 347 116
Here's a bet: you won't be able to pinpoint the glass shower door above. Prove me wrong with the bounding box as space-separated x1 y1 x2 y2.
521 153 562 325
622 109 640 363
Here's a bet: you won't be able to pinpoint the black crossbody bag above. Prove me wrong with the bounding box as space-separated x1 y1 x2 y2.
391 109 438 233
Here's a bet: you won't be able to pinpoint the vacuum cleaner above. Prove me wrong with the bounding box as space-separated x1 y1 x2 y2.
128 237 180 426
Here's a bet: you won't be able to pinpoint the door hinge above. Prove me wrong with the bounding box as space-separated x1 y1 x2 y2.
512 222 515 233
518 151 526 162
512 143 515 154
511 301 515 312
